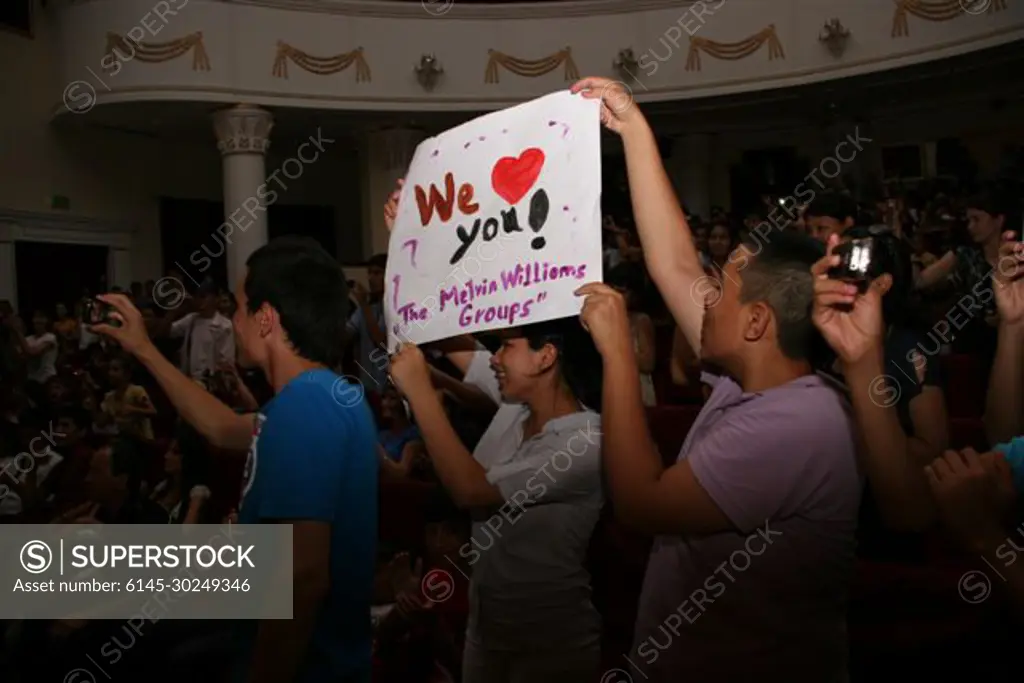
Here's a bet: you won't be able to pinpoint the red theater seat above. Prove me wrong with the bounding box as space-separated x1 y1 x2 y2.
848 558 994 676
948 417 989 452
940 354 986 419
205 446 247 522
378 479 438 549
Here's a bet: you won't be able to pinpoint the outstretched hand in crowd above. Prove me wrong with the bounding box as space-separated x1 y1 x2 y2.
389 553 432 616
569 77 640 135
90 293 154 356
389 343 432 398
810 234 890 366
992 231 1024 325
925 448 1015 552
575 283 633 359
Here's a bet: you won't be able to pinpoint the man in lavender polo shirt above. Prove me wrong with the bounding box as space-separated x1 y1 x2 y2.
572 75 862 683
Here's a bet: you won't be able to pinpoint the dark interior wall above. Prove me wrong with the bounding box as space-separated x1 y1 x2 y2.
159 198 339 289
15 241 108 316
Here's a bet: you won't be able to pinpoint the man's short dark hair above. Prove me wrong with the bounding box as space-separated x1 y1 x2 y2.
739 232 826 361
245 236 349 368
804 191 858 223
967 184 1018 224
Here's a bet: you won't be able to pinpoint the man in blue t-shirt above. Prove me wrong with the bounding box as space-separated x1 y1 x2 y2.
93 237 378 683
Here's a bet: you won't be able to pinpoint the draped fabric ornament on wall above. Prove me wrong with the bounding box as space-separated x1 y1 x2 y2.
103 31 210 71
272 42 371 81
685 25 785 71
484 47 579 83
892 0 1007 37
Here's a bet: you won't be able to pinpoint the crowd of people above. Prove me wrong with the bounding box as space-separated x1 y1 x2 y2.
0 76 1021 683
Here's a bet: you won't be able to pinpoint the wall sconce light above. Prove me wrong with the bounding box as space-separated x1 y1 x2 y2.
613 48 639 79
415 54 443 91
819 19 850 57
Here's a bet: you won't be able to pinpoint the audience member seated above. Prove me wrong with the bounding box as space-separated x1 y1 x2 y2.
12 311 59 399
373 490 471 683
377 386 427 480
53 302 78 347
805 190 859 243
141 423 212 524
916 185 1018 367
690 221 712 269
668 325 703 395
100 354 157 442
345 253 389 395
0 417 67 522
606 264 657 406
166 279 235 381
44 408 96 516
705 219 738 277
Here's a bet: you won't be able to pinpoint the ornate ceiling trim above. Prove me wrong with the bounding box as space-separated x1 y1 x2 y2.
50 24 1023 116
214 0 704 20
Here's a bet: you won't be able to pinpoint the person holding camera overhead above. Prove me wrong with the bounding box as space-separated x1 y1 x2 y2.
90 237 379 683
811 228 949 558
571 77 860 683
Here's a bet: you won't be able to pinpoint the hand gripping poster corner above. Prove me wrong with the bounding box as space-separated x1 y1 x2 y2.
384 90 603 349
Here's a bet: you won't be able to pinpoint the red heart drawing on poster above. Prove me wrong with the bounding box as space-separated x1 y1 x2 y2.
491 148 545 205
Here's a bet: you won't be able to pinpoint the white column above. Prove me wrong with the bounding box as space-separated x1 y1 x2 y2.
212 104 274 288
359 127 424 257
669 134 712 221
0 239 15 312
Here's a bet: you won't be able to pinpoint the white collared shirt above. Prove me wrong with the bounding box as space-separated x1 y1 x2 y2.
461 350 604 651
170 312 235 379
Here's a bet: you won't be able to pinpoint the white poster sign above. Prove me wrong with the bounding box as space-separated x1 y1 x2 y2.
384 90 602 348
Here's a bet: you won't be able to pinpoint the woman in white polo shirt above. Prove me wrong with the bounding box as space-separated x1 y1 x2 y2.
390 321 604 683
386 185 605 683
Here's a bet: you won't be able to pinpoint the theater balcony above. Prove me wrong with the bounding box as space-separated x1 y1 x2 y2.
46 0 1024 113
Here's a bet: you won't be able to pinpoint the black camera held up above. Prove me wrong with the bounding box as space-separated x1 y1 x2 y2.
827 236 884 294
84 298 121 328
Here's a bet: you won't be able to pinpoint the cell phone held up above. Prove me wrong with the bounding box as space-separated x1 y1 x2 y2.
85 299 121 328
827 237 880 294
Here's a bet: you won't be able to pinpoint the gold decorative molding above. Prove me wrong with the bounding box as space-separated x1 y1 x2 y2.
103 31 210 71
892 0 1007 37
272 42 371 81
686 25 784 71
57 26 1018 117
484 47 579 83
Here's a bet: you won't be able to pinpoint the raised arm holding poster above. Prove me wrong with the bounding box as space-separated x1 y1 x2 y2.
384 90 602 348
